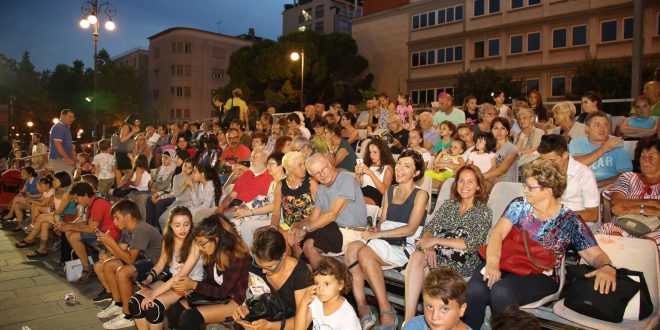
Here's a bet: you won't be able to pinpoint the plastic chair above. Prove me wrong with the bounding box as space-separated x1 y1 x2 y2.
610 116 625 133
521 257 566 309
365 204 380 227
487 182 524 227
425 178 454 223
553 235 660 329
624 140 638 161
416 176 433 211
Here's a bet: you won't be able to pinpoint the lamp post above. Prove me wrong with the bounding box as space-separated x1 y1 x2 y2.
79 0 116 141
290 50 304 111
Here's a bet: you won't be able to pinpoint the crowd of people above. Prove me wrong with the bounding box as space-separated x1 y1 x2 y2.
0 82 658 330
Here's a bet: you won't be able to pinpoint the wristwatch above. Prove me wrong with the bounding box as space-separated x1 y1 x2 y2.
302 225 308 232
640 204 646 215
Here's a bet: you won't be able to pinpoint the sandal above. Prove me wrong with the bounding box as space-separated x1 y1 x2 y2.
78 268 93 283
27 250 48 258
15 239 35 248
378 309 399 330
358 305 376 330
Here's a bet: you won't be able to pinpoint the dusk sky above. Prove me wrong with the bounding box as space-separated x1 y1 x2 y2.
0 0 290 71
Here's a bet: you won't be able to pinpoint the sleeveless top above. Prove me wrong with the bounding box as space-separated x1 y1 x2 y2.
280 175 314 225
361 165 390 189
170 250 204 281
385 186 423 225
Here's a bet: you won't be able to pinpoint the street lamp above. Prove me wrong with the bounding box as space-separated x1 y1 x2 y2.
79 0 117 141
26 121 34 128
290 50 304 111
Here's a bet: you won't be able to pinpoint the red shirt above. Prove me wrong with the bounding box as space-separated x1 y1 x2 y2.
233 169 273 202
221 145 251 165
87 196 120 240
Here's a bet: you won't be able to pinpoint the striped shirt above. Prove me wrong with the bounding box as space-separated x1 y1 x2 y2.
604 172 660 201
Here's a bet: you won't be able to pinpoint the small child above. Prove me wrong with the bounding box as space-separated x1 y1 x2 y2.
463 95 479 126
94 199 163 329
295 257 361 330
93 139 115 198
396 93 414 129
433 121 457 155
25 176 56 231
74 152 94 181
425 139 466 182
402 268 469 330
467 132 498 175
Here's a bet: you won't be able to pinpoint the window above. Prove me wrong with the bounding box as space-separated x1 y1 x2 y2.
456 5 464 20
489 0 500 14
528 32 541 51
315 5 324 18
474 41 485 58
528 0 540 4
572 25 587 46
427 50 436 65
412 46 462 67
412 15 420 29
488 38 500 57
551 77 566 97
446 47 454 62
437 48 445 63
420 13 428 28
474 0 485 16
420 51 427 66
447 7 454 22
412 53 419 67
512 0 523 9
510 35 523 54
315 21 324 31
184 43 191 53
152 90 159 100
526 79 540 94
455 46 463 61
552 28 567 48
212 69 224 80
623 17 633 39
658 12 660 35
411 90 419 104
601 20 617 42
171 87 183 97
338 20 349 29
428 11 436 25
438 9 446 24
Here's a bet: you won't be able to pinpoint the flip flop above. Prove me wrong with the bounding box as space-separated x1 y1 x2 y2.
27 250 48 258
15 239 35 248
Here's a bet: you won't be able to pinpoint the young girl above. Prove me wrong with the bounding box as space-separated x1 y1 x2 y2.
23 176 56 232
463 95 479 126
166 215 251 329
396 93 414 129
432 121 457 155
467 132 498 175
111 154 152 198
161 162 221 225
295 257 361 330
74 152 94 181
2 166 39 224
130 206 204 330
493 89 512 122
426 139 466 183
311 118 328 153
408 128 433 168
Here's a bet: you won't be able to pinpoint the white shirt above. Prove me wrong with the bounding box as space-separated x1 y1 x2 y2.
129 170 151 191
309 297 361 330
299 125 311 139
561 156 599 212
93 153 115 180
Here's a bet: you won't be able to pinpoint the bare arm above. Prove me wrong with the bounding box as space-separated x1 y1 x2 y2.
484 153 515 179
611 191 660 217
620 119 659 138
376 190 428 238
573 137 623 166
270 182 283 226
305 198 349 231
575 207 600 223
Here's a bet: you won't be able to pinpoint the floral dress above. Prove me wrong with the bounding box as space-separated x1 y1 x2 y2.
280 176 314 226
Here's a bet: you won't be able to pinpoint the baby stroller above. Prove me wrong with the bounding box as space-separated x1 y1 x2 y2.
0 169 24 211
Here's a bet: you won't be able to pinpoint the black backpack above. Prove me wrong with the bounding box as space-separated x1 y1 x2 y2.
221 97 240 129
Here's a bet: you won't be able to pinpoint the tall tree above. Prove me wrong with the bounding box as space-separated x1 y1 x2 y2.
12 51 55 136
454 67 524 106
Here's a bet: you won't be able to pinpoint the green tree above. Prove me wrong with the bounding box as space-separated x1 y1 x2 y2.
454 67 524 106
218 31 372 111
11 51 56 136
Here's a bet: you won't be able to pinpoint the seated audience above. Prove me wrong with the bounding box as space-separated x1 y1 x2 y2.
418 112 440 151
290 153 367 269
340 113 359 150
274 135 293 155
569 111 633 187
198 134 221 172
456 123 475 155
94 200 162 329
620 95 658 138
148 158 194 230
538 135 600 223
428 139 467 183
355 139 395 206
166 215 250 330
232 226 313 330
432 120 457 155
405 165 491 321
167 162 222 225
466 133 497 178
174 134 196 159
26 175 56 231
463 95 479 126
433 93 465 127
346 150 428 330
231 119 252 149
483 118 519 186
578 91 603 124
325 123 358 172
2 166 39 224
310 119 329 153
465 159 617 329
112 154 151 198
294 257 361 330
291 136 313 159
220 129 251 168
386 115 409 155
473 103 497 137
408 128 433 168
402 268 469 330
514 108 544 166
287 113 311 139
550 101 586 143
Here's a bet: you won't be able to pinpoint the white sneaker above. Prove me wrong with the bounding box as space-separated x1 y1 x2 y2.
102 314 135 329
97 303 122 319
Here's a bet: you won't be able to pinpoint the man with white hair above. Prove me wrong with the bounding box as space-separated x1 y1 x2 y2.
292 136 313 159
290 153 367 269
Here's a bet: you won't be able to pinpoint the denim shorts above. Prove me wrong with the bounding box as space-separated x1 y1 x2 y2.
79 232 99 247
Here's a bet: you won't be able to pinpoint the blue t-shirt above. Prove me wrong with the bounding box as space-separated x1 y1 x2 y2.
25 177 39 196
48 122 73 160
627 117 656 129
432 139 452 154
568 136 632 182
403 315 473 330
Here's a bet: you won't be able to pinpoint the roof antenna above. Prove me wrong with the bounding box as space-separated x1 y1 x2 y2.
215 20 222 33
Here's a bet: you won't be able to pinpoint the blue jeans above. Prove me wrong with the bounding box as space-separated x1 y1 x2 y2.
145 197 175 231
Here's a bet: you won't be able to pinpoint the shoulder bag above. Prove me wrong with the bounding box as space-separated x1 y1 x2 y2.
478 225 555 276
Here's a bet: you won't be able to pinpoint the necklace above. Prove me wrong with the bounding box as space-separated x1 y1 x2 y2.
286 176 303 189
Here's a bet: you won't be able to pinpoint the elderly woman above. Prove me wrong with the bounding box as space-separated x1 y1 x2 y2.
474 103 498 137
271 151 318 256
232 152 286 247
355 138 396 206
419 111 440 150
133 133 156 169
551 101 587 143
345 150 428 330
483 117 519 187
404 164 492 321
514 108 545 166
465 159 617 329
600 137 659 252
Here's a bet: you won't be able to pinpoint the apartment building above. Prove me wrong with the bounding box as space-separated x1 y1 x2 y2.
113 48 149 108
147 27 253 123
352 0 660 105
282 0 362 35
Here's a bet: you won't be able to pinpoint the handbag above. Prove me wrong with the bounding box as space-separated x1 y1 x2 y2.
64 251 94 282
186 291 230 306
111 125 136 153
564 264 653 323
478 225 555 276
614 214 659 237
237 278 286 330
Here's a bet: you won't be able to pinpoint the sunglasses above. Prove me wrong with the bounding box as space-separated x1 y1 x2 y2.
252 255 284 272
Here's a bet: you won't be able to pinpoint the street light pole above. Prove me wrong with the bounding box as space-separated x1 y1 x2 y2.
290 50 305 111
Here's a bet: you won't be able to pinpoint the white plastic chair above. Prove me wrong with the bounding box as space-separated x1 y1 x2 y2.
520 257 566 309
416 176 433 211
610 116 625 133
425 178 454 223
553 235 660 329
365 204 380 227
357 129 368 141
487 182 524 227
624 140 638 161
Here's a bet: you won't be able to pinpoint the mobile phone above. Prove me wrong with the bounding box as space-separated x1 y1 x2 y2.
356 158 363 165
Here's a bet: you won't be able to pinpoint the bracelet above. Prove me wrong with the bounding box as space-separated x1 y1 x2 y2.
602 263 616 270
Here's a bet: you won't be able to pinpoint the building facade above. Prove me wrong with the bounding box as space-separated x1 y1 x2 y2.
352 0 660 105
113 48 149 110
282 0 362 35
147 27 253 123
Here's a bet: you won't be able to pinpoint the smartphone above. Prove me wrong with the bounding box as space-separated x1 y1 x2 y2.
431 101 439 108
356 158 363 165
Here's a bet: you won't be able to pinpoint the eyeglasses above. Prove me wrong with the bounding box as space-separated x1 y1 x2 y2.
252 255 284 272
195 239 213 248
524 183 544 191
311 165 330 177
485 112 498 117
